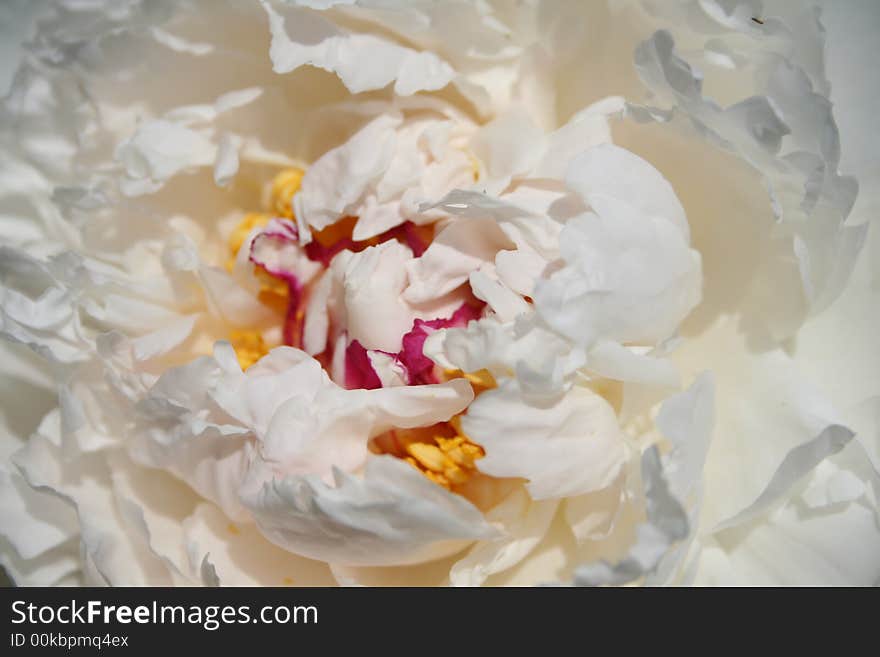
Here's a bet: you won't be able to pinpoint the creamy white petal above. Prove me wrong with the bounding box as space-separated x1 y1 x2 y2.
213 132 241 187
341 240 416 352
241 455 496 567
130 344 253 522
294 113 402 236
674 316 854 531
712 425 854 532
462 380 625 500
0 538 81 587
116 120 215 196
263 0 454 96
586 340 679 388
564 472 626 544
255 374 473 479
535 208 701 350
566 142 689 239
0 466 78 561
696 471 880 586
182 502 336 586
450 488 558 587
108 452 204 582
14 412 173 585
574 447 688 586
404 214 515 305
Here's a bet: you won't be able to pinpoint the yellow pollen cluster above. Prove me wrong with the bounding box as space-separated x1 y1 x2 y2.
446 368 496 394
229 329 269 371
404 430 485 489
392 370 496 490
270 167 304 218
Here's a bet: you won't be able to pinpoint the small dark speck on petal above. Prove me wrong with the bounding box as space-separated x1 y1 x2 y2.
751 17 764 25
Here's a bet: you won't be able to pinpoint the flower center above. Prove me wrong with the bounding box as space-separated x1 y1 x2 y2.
224 168 493 491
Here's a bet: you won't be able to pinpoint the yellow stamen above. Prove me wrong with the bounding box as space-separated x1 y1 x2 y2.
444 368 496 396
377 372 495 491
398 422 486 491
254 267 290 314
270 167 305 218
406 442 449 472
436 436 483 469
229 329 269 370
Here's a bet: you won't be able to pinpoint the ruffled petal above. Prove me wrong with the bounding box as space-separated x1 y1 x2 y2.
450 488 558 587
462 380 625 500
263 0 455 96
534 206 701 350
182 502 336 586
241 455 496 567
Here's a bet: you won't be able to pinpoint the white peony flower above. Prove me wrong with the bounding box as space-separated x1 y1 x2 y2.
0 0 878 587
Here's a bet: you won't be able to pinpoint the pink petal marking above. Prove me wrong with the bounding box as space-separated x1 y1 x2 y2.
248 217 438 375
248 218 306 348
304 220 428 266
344 339 383 390
398 302 483 385
304 237 358 267
248 218 302 286
281 283 304 348
394 221 429 257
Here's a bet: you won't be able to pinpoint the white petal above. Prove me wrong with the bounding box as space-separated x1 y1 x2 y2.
249 218 322 285
14 414 173 585
564 472 626 544
241 455 496 567
424 313 582 401
462 380 625 500
535 209 701 350
302 269 333 356
213 132 241 187
130 346 253 522
533 97 623 180
263 1 454 96
294 114 403 235
586 340 679 388
450 488 558 587
0 466 78 561
343 240 416 352
469 107 544 191
696 484 880 585
655 371 715 505
566 142 689 239
108 453 200 582
198 266 277 329
256 375 473 479
116 120 215 196
673 317 853 530
0 539 81 587
182 502 336 586
712 425 854 532
574 447 688 586
404 214 514 305
468 268 529 322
